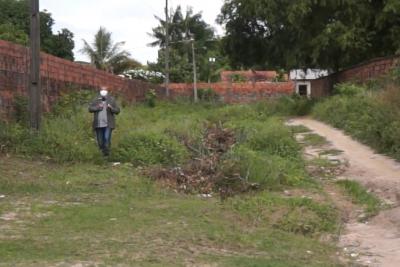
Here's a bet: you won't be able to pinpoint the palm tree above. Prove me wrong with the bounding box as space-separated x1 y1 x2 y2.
149 6 214 48
81 27 137 74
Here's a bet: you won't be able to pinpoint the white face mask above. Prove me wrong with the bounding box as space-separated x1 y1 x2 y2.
100 90 108 97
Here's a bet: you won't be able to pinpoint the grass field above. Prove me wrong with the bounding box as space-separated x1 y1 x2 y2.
0 99 342 266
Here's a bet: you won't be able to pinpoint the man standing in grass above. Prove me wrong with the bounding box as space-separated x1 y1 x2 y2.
89 88 120 156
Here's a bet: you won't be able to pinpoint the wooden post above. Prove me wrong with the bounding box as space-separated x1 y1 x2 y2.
192 40 198 103
164 0 170 97
29 0 41 130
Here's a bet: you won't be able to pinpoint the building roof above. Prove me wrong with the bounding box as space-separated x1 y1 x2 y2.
290 69 329 80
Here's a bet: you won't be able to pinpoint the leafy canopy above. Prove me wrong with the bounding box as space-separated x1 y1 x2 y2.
149 6 230 83
0 0 75 60
218 0 400 71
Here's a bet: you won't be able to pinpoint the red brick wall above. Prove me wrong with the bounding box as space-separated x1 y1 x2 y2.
311 55 400 97
336 56 399 83
0 40 163 119
169 81 295 103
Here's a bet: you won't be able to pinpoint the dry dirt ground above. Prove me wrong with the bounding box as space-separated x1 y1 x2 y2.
288 118 400 267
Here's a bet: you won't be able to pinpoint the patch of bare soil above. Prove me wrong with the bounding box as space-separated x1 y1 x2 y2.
149 123 257 199
289 118 400 267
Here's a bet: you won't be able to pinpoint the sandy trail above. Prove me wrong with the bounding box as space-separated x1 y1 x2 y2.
289 118 400 267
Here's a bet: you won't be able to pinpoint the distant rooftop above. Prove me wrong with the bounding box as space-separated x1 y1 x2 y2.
290 69 329 80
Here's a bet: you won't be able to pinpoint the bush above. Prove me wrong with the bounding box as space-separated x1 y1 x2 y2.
112 132 188 166
198 88 219 102
253 96 315 117
145 89 157 108
222 145 304 189
52 90 94 117
334 83 365 96
0 109 101 162
13 95 28 125
242 119 301 158
313 84 400 160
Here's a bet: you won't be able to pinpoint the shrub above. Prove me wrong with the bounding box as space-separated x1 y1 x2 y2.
222 146 304 189
52 90 94 117
253 96 315 117
13 95 29 125
313 84 400 160
145 89 157 108
112 132 188 166
198 88 219 102
229 118 301 158
230 74 247 82
334 83 365 96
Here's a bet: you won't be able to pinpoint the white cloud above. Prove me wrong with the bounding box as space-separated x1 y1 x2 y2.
41 0 225 64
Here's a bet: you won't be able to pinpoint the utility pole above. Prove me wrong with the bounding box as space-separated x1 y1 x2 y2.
191 40 198 103
164 0 170 97
29 0 41 130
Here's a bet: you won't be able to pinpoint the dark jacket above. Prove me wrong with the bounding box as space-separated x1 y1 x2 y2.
89 95 120 129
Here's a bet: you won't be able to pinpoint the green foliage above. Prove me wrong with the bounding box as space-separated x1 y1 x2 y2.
313 83 400 160
13 95 28 125
0 111 100 162
1 93 312 179
112 132 188 166
0 0 75 60
255 96 315 117
336 180 382 217
52 90 94 117
222 147 304 189
145 89 157 108
302 133 328 147
230 193 338 236
0 23 28 45
220 118 306 189
275 197 338 235
218 0 400 70
149 5 230 82
197 88 219 102
81 27 139 74
230 74 247 82
334 83 365 96
0 155 341 266
44 29 75 61
241 119 301 158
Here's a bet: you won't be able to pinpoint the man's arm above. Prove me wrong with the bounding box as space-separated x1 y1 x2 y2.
89 99 103 113
108 98 120 115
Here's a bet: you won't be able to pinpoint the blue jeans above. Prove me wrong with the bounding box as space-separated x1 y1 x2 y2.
95 127 113 156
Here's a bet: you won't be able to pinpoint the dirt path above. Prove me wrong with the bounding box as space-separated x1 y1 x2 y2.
288 118 400 267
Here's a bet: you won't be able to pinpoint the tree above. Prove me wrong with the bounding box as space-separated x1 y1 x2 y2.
149 5 228 83
0 23 28 45
218 0 400 71
0 0 75 60
81 27 138 74
44 29 75 61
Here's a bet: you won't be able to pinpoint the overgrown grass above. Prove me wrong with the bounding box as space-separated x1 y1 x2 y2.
0 94 315 190
0 95 342 266
336 180 381 218
313 73 400 160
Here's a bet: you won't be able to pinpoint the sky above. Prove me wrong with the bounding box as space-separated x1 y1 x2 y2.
40 0 225 64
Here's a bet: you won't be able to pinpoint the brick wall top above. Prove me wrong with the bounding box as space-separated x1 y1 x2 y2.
220 70 280 82
0 39 163 98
